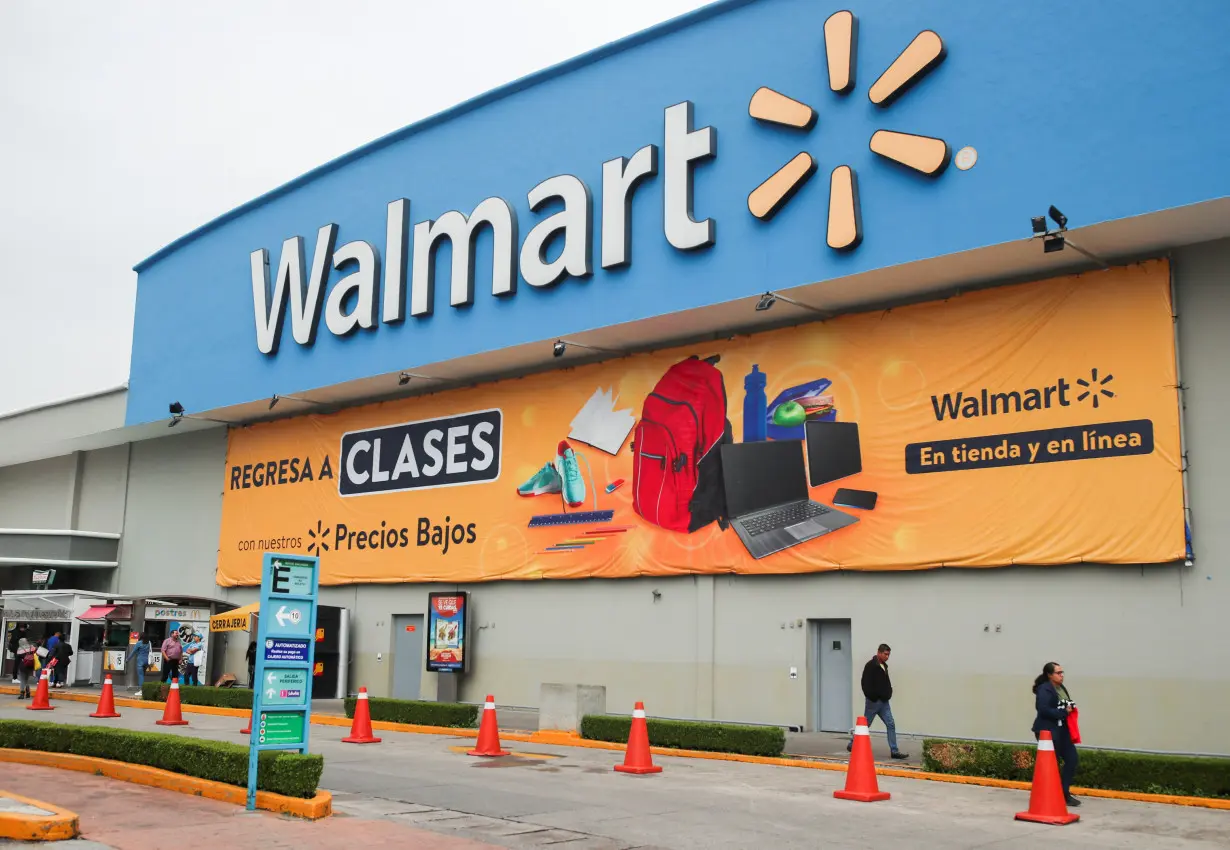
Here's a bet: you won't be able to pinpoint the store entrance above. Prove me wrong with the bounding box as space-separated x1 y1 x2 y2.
4 620 70 680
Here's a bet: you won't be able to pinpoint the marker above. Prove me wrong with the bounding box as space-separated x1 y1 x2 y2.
584 527 632 535
605 479 625 494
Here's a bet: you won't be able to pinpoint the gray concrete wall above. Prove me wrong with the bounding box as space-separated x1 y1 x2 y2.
114 428 227 600
0 454 75 528
77 444 129 533
0 387 126 468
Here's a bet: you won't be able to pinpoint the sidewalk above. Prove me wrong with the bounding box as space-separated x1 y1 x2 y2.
2 762 500 850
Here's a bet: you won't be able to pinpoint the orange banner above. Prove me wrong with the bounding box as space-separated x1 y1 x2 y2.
217 260 1185 586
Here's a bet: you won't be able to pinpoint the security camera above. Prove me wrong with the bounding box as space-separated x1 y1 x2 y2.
553 341 566 358
1048 205 1067 229
169 401 184 416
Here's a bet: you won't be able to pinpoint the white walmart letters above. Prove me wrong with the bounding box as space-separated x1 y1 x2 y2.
252 102 716 355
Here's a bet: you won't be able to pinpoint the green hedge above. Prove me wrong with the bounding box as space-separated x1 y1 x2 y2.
343 696 477 728
141 683 254 709
580 714 785 758
0 720 321 798
923 738 1230 799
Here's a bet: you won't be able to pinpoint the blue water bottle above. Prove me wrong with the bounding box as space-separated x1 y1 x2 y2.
743 364 768 442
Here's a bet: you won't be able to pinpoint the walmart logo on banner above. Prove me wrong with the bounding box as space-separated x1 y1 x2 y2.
747 11 954 251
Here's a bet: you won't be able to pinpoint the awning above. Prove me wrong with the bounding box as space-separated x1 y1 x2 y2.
78 605 116 621
77 604 132 622
210 602 259 632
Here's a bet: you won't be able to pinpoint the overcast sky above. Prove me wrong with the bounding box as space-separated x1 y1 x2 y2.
0 0 710 417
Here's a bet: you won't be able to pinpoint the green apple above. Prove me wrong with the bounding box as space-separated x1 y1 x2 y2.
772 400 807 427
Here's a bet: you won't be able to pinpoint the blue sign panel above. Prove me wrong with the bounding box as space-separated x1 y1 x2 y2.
263 638 311 663
264 600 313 638
246 553 319 811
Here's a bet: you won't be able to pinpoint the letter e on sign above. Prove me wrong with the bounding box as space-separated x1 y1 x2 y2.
272 564 291 594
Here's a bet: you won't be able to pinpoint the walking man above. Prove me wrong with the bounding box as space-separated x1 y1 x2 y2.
848 643 909 760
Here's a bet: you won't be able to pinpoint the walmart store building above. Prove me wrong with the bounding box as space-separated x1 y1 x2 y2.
3 0 1230 753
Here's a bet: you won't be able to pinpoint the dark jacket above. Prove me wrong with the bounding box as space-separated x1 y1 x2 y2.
1031 681 1071 736
53 640 74 665
860 657 893 703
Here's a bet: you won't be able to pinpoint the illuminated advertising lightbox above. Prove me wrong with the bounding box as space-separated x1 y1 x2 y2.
426 592 469 673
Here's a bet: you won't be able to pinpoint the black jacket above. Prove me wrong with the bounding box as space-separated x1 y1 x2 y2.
860 657 893 703
53 641 74 664
1032 681 1071 737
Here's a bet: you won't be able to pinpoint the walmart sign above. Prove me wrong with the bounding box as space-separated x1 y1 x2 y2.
251 102 715 355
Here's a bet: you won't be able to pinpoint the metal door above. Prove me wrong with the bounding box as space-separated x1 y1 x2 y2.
814 619 853 732
391 614 424 700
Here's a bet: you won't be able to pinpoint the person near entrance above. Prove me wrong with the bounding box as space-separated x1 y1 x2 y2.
10 627 36 699
7 623 30 678
126 634 152 693
160 632 183 682
183 634 203 685
848 643 909 760
50 635 73 687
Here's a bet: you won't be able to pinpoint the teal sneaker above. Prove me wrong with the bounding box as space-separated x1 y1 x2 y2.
517 462 561 497
555 440 586 508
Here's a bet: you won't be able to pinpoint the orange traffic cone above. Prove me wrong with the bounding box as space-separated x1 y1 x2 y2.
241 708 253 735
89 675 121 718
834 716 890 802
155 677 189 726
468 694 509 757
614 701 662 774
27 670 54 711
341 687 382 744
1015 732 1079 825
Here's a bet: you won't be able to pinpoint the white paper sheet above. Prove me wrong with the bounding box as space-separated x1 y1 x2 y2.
568 387 636 456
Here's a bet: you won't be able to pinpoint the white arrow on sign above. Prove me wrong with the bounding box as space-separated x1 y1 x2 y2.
267 672 276 685
276 605 297 627
267 688 276 699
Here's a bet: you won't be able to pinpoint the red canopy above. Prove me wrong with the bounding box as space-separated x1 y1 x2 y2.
77 605 117 621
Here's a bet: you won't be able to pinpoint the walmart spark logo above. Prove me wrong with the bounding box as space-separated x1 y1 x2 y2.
306 519 330 554
1076 368 1115 409
747 11 950 251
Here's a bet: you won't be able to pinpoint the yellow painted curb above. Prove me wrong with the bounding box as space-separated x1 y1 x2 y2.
0 790 79 842
0 685 252 716
7 688 1227 811
0 749 331 820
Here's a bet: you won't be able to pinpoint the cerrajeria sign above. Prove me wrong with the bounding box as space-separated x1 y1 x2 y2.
250 102 715 355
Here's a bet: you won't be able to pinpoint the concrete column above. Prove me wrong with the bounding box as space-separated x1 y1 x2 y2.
65 451 85 529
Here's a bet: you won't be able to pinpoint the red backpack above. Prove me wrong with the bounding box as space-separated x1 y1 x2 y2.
632 355 733 533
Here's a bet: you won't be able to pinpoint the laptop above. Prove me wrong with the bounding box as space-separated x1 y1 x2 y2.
804 420 862 487
721 439 858 560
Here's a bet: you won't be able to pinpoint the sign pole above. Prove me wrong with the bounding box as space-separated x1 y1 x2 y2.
246 552 319 810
